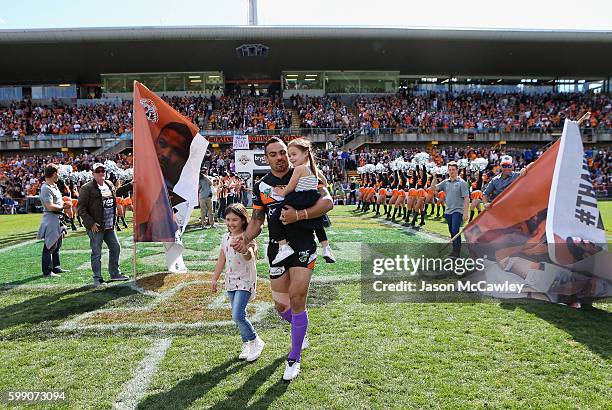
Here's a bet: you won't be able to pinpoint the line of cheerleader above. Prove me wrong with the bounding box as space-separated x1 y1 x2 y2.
353 164 489 226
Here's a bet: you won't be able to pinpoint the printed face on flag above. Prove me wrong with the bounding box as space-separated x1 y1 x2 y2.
133 81 208 242
155 122 194 190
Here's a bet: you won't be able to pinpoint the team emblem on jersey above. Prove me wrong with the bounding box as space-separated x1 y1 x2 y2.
139 98 158 123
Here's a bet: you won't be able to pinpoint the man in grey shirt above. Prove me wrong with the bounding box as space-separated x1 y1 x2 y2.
483 155 527 207
37 164 71 278
198 168 214 228
432 161 470 257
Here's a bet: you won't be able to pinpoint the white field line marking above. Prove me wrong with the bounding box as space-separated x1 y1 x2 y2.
113 338 172 410
208 292 228 309
380 219 447 243
0 238 39 253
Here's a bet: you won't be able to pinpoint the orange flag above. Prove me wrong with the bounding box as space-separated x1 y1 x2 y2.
133 81 203 242
463 140 560 260
463 135 611 303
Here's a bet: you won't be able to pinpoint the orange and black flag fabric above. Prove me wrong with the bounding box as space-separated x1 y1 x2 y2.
462 120 611 304
133 81 209 242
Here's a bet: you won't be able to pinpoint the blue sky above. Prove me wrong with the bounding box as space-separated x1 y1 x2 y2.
1 0 611 31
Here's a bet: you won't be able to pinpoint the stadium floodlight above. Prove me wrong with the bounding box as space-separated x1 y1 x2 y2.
235 44 269 57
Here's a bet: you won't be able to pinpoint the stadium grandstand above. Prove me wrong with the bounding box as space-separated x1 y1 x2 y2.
0 26 611 150
1 25 611 210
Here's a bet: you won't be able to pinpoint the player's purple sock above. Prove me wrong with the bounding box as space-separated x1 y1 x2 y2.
279 308 292 323
288 310 308 362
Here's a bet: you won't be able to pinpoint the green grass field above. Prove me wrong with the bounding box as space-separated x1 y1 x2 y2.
0 205 610 409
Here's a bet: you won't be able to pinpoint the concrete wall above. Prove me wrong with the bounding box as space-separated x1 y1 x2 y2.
1 131 609 152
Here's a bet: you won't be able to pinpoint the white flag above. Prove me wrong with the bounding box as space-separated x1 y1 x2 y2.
546 119 607 265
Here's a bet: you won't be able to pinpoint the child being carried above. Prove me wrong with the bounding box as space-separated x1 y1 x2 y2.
270 138 334 265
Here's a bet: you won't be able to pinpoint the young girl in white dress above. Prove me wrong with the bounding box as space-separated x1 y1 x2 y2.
212 203 264 361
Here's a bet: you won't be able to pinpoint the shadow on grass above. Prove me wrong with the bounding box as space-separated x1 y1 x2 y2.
137 357 288 410
208 357 288 410
136 358 248 410
501 301 612 360
0 275 44 289
0 285 136 331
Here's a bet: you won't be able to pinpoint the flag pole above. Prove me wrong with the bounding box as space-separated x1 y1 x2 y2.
132 85 137 285
577 111 591 125
132 180 137 285
438 226 466 256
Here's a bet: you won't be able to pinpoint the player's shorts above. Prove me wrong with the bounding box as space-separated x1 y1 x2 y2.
408 188 418 197
417 188 426 198
396 190 405 198
267 235 317 279
379 188 387 197
470 190 483 201
437 191 446 201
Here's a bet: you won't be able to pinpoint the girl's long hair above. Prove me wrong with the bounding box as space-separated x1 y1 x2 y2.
288 138 317 176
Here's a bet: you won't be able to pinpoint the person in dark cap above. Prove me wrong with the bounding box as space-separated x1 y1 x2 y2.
77 162 129 286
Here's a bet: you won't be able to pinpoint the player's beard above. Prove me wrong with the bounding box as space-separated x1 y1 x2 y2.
272 158 289 173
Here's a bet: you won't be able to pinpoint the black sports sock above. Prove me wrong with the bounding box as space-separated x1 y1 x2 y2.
469 209 475 222
411 211 418 225
392 208 398 219
420 211 425 224
436 205 440 217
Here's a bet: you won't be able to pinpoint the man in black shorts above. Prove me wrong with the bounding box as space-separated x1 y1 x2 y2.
232 137 334 381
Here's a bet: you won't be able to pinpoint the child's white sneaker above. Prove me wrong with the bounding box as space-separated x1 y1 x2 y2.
322 245 336 263
283 359 301 381
246 335 265 362
272 244 295 265
239 342 250 360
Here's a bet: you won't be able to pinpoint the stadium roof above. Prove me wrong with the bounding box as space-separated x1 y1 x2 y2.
1 26 611 84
